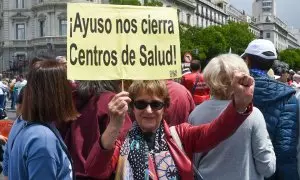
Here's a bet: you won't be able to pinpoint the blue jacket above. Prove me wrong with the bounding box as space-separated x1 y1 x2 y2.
3 118 73 180
251 70 299 180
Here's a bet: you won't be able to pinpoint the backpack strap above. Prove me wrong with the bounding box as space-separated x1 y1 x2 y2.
191 74 200 95
169 126 204 180
169 126 184 151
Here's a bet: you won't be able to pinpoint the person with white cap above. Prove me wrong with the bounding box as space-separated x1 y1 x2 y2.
242 39 299 180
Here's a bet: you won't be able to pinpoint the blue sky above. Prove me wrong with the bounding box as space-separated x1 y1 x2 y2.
229 0 300 29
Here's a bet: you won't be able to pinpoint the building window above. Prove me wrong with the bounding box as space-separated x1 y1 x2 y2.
40 20 45 37
262 2 272 7
16 23 25 40
16 54 25 62
198 5 202 14
59 19 67 36
266 32 270 38
186 14 191 25
16 0 24 8
263 8 271 12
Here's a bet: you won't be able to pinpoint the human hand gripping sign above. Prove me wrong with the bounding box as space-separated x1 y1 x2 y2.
101 92 131 150
231 71 254 113
108 91 132 127
0 134 7 144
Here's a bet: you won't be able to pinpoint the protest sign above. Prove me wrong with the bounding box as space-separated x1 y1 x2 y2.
67 4 181 80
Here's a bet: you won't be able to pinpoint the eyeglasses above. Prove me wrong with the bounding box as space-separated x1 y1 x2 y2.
133 100 165 110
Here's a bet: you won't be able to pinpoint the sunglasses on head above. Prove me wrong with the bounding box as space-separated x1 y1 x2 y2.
133 100 165 110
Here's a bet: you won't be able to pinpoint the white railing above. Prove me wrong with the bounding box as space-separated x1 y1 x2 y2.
8 40 30 47
32 0 67 7
31 36 66 45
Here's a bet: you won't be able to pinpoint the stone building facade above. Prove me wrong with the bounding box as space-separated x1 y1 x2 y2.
252 0 299 50
0 0 298 74
0 0 73 74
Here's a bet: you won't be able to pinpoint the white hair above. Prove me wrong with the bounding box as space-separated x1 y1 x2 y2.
203 54 249 100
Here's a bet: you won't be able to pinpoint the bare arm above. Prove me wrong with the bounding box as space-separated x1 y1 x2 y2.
100 91 131 150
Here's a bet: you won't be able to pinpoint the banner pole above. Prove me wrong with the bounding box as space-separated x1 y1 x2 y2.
121 79 124 91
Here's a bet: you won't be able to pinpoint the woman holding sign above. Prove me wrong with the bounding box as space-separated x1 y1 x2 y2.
99 72 254 179
59 80 132 179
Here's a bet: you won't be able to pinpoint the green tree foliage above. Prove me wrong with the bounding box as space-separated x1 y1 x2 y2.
110 0 141 5
179 24 206 60
144 0 163 6
216 22 255 55
110 0 162 6
179 22 255 63
200 26 227 60
279 49 300 70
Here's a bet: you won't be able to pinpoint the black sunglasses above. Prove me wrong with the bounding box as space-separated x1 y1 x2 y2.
133 100 165 110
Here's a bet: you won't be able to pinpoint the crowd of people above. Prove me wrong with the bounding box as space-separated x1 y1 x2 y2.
0 74 27 113
0 39 299 180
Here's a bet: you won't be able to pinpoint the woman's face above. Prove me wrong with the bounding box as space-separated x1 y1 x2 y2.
281 72 289 83
133 93 165 133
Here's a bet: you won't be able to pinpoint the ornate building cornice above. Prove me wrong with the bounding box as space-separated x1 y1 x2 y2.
57 12 67 20
38 13 47 21
10 12 30 23
31 2 67 11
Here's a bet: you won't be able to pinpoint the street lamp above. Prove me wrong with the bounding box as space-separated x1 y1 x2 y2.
9 56 15 75
47 43 52 56
10 55 21 76
18 55 24 74
0 42 3 73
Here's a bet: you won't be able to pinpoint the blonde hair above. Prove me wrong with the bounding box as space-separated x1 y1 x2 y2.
203 54 249 100
267 69 275 79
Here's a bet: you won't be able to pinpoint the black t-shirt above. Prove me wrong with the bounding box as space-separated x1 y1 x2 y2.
143 132 155 151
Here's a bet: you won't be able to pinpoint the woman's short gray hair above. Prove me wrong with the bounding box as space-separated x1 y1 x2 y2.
203 54 249 100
